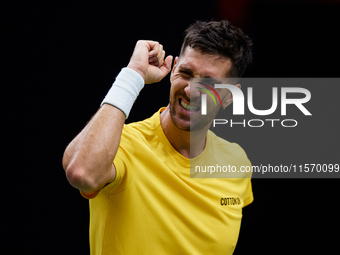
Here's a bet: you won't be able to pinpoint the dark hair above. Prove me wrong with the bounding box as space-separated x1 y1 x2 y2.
180 20 252 77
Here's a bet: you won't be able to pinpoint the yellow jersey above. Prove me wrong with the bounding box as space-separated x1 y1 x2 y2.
81 107 253 255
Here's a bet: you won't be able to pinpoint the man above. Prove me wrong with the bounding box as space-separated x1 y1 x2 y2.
63 20 253 254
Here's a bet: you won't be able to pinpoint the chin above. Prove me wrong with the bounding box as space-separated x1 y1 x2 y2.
170 109 215 132
170 115 191 132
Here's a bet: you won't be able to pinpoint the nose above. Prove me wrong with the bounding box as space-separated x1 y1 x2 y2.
184 81 201 100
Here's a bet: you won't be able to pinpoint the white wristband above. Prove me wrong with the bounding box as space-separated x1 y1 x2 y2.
101 67 145 118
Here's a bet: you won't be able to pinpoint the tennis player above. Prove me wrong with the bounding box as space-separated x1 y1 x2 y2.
63 20 253 254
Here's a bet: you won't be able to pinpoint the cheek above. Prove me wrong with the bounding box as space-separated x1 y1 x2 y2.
170 76 188 93
220 90 231 103
169 82 181 102
207 99 220 112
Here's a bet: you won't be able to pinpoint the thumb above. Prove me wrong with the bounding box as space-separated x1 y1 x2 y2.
159 55 173 76
145 55 173 84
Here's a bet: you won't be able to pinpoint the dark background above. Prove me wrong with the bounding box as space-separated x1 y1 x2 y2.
3 0 340 254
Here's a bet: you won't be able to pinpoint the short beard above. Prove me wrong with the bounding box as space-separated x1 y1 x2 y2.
169 100 190 131
190 105 220 132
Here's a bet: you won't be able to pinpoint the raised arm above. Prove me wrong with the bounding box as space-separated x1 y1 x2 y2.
62 40 173 193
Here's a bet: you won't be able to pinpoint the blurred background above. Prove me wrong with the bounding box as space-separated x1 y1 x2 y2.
2 0 340 254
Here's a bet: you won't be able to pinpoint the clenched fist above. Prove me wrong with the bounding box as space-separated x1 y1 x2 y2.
127 40 173 84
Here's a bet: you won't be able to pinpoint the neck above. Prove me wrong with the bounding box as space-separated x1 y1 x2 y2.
160 106 208 159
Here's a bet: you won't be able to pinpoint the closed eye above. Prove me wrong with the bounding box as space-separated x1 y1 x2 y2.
180 70 191 76
178 66 193 78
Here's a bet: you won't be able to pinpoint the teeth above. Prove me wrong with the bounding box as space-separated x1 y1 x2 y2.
181 100 199 111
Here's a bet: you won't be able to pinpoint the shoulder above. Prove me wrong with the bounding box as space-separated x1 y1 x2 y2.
123 116 156 143
196 131 252 178
207 130 248 158
123 108 162 138
119 109 163 151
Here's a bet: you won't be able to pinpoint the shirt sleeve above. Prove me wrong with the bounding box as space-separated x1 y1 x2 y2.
243 178 254 207
79 149 127 199
79 125 133 199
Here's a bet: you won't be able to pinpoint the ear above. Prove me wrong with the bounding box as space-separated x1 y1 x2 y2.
171 56 179 74
170 56 179 84
222 84 241 109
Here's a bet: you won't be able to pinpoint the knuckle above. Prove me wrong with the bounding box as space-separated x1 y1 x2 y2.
136 40 147 45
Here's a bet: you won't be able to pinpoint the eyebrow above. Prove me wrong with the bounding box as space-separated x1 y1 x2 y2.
178 65 221 82
178 65 193 75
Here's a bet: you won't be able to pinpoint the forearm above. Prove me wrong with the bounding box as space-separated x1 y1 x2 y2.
62 40 172 193
62 104 125 192
63 67 145 192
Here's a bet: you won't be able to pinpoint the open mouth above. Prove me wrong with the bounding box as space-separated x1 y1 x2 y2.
179 98 200 112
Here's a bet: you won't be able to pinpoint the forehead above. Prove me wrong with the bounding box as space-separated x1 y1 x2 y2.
178 47 232 78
